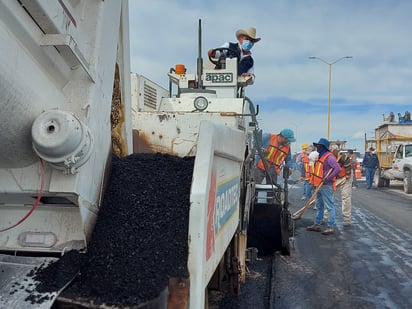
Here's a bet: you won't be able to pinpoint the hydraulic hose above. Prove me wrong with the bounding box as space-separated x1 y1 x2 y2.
0 159 45 232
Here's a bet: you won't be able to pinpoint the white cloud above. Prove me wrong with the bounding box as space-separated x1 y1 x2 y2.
129 0 412 152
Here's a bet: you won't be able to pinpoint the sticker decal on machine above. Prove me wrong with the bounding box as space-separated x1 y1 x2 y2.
205 72 233 83
206 169 217 261
214 177 240 234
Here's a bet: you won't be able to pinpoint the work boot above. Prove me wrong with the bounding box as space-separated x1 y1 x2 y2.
306 224 321 232
321 227 334 235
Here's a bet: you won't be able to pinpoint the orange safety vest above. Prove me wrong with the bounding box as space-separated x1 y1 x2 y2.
335 153 346 179
337 166 346 178
257 134 290 175
310 152 336 190
349 154 356 170
302 152 311 180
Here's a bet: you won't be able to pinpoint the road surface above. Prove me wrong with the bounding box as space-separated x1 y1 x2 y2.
209 178 412 308
275 178 412 308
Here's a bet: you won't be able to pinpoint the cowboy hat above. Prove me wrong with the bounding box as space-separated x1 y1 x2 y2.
235 27 261 43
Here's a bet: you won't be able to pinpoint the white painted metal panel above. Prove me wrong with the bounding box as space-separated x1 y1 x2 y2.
0 0 131 253
133 112 238 156
0 0 67 167
188 121 246 309
0 206 84 251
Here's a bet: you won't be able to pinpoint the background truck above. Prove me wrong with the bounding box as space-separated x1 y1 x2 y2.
0 1 290 308
365 118 412 193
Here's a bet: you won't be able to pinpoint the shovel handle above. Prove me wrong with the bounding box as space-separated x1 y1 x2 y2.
292 168 334 219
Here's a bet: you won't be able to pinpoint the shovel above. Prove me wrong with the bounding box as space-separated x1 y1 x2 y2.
291 183 323 220
291 169 333 220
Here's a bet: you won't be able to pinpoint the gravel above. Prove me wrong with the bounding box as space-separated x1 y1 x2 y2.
26 153 194 307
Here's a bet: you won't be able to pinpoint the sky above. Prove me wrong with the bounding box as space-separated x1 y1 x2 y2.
128 0 412 154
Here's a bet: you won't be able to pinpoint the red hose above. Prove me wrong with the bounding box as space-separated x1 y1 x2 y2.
0 159 45 233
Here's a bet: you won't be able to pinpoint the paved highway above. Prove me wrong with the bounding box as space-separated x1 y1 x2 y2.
209 178 412 308
274 178 412 308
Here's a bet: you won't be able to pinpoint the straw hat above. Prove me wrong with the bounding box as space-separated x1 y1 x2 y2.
235 27 261 42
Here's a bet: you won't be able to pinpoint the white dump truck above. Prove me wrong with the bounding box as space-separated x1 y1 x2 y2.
0 1 290 308
365 119 412 193
1 0 132 307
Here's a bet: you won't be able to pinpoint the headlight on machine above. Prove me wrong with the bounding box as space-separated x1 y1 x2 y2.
193 96 209 111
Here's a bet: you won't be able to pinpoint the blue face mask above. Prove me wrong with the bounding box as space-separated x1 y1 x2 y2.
241 40 254 51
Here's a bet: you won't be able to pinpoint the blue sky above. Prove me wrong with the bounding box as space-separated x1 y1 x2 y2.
129 0 412 153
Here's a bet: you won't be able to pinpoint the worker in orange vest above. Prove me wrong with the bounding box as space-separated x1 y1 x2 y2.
254 128 295 190
324 148 353 227
306 138 341 235
296 142 314 201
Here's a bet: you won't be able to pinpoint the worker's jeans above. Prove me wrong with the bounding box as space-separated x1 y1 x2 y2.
314 184 336 227
324 175 353 224
303 180 313 200
365 167 376 188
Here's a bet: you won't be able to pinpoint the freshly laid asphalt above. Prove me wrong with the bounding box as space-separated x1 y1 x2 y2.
211 178 412 308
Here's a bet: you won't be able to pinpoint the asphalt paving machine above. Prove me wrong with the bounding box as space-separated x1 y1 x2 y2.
0 0 290 306
130 20 292 307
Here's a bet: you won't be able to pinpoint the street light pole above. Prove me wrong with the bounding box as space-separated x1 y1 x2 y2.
309 56 352 140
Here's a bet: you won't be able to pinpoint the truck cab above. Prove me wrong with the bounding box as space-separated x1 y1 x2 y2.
391 144 412 193
366 121 412 193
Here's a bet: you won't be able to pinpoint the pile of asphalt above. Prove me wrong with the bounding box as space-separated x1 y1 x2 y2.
27 153 194 306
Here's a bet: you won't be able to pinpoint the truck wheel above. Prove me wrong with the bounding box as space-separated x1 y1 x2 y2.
403 171 412 194
377 175 385 187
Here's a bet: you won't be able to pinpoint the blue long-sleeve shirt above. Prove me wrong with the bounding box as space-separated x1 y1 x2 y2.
362 152 380 169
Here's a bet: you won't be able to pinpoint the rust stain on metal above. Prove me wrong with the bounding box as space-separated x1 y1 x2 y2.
220 112 237 116
133 130 175 155
133 130 153 153
111 63 128 157
167 277 189 309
